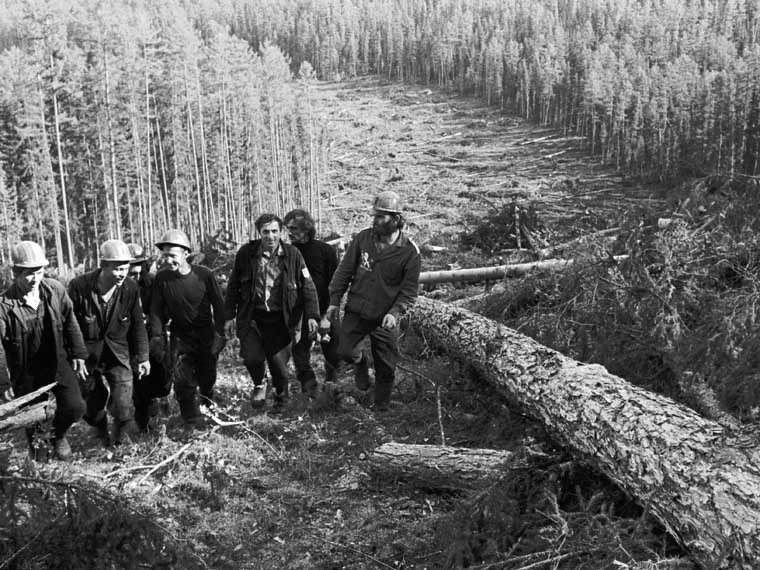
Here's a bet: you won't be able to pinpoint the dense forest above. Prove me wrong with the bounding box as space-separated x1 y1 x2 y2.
0 0 326 268
225 0 760 179
1 0 759 268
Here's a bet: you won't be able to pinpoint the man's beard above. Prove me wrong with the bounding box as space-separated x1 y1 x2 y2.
373 218 399 237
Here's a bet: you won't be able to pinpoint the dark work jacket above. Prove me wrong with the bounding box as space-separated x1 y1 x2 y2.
68 270 149 369
0 278 88 394
292 239 339 314
329 228 421 322
225 240 320 341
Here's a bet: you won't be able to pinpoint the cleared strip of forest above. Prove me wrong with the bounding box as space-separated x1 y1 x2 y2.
315 78 668 248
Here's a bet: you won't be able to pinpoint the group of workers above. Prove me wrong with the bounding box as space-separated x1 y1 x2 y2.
0 191 421 461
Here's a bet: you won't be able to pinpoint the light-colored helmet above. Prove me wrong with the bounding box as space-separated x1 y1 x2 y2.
372 190 403 215
155 229 191 251
100 239 134 263
127 243 146 263
11 241 49 268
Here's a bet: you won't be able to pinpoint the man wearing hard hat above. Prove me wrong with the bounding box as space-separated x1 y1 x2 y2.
68 239 150 445
0 241 89 460
326 191 421 412
149 229 226 427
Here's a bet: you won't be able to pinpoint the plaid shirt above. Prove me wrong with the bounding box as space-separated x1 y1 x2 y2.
254 243 285 312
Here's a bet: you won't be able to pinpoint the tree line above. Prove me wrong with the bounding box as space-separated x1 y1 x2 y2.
222 0 760 179
2 0 758 269
0 0 327 269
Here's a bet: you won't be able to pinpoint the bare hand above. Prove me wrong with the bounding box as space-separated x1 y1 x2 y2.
224 319 236 338
72 358 88 381
1 386 13 402
381 313 397 330
307 319 319 337
137 361 151 379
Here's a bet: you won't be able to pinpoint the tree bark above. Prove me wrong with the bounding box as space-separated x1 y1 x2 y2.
0 401 55 433
369 442 517 490
418 255 628 285
408 296 760 570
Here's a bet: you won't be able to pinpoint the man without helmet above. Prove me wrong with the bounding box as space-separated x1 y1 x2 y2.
126 243 171 431
225 214 320 411
0 241 88 460
283 208 341 395
326 191 421 411
149 229 226 427
68 240 150 445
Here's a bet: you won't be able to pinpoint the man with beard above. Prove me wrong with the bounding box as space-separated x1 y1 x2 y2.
150 229 226 427
283 208 340 395
326 191 421 411
225 214 320 411
0 241 88 460
68 239 150 445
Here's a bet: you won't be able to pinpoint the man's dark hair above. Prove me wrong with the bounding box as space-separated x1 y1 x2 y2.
283 208 316 240
255 213 283 232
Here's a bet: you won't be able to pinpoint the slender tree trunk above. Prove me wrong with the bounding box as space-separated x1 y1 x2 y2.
102 46 121 240
50 72 75 268
409 297 760 570
38 90 64 269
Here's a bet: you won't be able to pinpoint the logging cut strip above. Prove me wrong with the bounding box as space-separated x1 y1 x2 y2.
369 442 516 490
408 296 760 570
418 255 628 285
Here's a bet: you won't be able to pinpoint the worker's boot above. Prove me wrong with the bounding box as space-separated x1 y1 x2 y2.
178 397 204 428
354 354 370 391
372 379 393 412
51 436 73 462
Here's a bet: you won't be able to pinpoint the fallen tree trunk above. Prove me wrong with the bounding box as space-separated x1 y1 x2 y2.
0 401 55 433
408 297 760 570
418 255 627 285
369 442 516 490
0 383 57 434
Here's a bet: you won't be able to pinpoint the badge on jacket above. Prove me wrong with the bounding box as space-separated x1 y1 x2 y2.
302 267 311 279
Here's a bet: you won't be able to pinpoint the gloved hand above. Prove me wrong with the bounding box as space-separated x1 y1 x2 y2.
325 305 340 322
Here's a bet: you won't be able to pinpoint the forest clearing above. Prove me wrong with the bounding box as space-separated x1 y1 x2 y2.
2 1 760 569
0 76 724 570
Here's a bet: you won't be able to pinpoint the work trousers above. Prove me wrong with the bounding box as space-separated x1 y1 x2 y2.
133 354 170 429
84 354 134 426
239 310 291 399
19 360 85 440
337 311 400 406
172 329 218 404
291 321 340 390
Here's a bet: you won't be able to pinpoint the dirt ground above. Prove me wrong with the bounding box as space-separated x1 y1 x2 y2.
2 77 687 570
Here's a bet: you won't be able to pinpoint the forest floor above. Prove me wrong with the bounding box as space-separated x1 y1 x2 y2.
2 78 690 570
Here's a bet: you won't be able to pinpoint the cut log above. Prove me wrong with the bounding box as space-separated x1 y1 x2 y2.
369 442 516 490
0 383 57 418
0 400 55 433
408 297 760 570
418 255 627 285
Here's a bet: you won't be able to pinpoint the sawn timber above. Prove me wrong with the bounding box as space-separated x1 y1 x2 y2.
408 296 760 570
